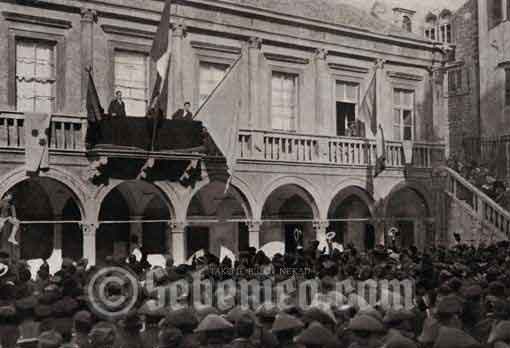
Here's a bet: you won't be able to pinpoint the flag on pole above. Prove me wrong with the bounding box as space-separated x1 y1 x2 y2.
375 124 386 177
194 52 245 189
359 70 377 137
85 68 103 146
359 63 386 177
147 0 172 150
147 0 172 119
86 69 103 123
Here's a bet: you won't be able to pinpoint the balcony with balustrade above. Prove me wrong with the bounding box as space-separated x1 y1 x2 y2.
0 111 446 174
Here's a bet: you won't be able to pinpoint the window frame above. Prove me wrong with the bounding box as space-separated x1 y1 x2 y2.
392 89 415 141
198 60 230 108
15 38 57 113
108 41 153 117
8 29 65 112
270 70 299 132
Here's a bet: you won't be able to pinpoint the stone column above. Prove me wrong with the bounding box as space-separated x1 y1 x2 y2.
80 9 98 112
315 49 330 134
313 220 329 247
170 221 186 265
248 37 262 128
169 24 186 114
247 220 262 249
81 222 98 266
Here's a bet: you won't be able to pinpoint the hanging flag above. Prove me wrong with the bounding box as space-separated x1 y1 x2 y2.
375 124 386 177
86 69 104 123
359 70 377 137
24 112 51 172
193 52 245 187
147 0 172 150
147 0 172 119
85 69 104 146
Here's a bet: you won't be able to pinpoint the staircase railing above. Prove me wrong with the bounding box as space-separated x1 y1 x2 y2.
443 166 510 238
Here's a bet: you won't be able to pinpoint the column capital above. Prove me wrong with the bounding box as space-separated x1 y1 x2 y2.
169 221 187 232
172 24 187 38
80 8 98 23
248 37 262 49
80 222 98 236
375 58 386 70
314 48 328 61
247 220 262 232
313 220 329 231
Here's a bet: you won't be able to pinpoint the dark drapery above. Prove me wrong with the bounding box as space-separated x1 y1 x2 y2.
92 117 204 151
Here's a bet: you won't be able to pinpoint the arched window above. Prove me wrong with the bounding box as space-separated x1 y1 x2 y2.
402 16 412 32
439 9 452 43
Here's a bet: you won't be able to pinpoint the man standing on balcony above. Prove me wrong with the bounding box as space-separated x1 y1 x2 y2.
107 90 126 117
171 102 193 120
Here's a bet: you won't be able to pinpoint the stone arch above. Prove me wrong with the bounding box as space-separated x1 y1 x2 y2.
259 176 321 220
184 178 254 258
327 185 375 251
0 171 85 264
383 182 432 250
182 173 256 222
0 166 89 220
95 180 176 265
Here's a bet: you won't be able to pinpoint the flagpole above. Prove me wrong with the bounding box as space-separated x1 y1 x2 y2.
192 54 243 120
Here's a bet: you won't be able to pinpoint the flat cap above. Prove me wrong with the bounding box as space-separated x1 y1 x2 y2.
294 321 337 346
433 326 481 348
89 322 116 346
158 327 183 347
348 314 386 333
271 313 304 333
160 308 198 331
38 331 63 348
194 314 234 333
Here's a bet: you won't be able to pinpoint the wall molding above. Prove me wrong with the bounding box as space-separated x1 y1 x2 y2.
387 71 424 81
190 41 241 55
101 24 154 40
263 52 309 65
2 11 72 29
328 63 369 74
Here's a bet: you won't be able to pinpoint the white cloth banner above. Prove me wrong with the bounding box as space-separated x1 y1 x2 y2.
24 112 51 172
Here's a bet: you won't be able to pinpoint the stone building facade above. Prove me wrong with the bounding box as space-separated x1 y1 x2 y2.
0 0 447 271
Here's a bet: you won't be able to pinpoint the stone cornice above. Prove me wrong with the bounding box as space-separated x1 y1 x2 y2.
101 24 155 39
263 53 309 65
387 71 424 81
2 11 72 29
328 63 370 74
190 41 241 55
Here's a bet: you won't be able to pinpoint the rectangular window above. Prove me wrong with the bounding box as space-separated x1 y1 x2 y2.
505 68 510 106
488 0 503 29
446 24 452 43
430 28 436 41
114 50 149 116
199 62 229 107
271 71 298 131
393 89 414 141
16 39 56 113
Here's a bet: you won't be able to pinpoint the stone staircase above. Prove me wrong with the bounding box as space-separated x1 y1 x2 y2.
442 166 510 245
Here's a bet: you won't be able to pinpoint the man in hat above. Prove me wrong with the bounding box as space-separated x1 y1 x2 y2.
90 322 116 348
194 313 234 348
230 314 258 348
72 311 93 348
38 330 63 348
115 311 143 348
270 313 304 348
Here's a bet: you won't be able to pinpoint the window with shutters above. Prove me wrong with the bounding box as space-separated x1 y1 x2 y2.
393 89 414 141
113 50 149 116
271 71 298 131
448 67 471 95
199 62 229 107
15 39 56 113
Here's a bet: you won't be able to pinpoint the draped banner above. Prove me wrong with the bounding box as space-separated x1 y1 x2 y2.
24 112 51 172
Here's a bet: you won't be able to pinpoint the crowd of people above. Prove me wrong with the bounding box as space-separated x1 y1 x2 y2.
2 240 510 348
447 156 510 210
